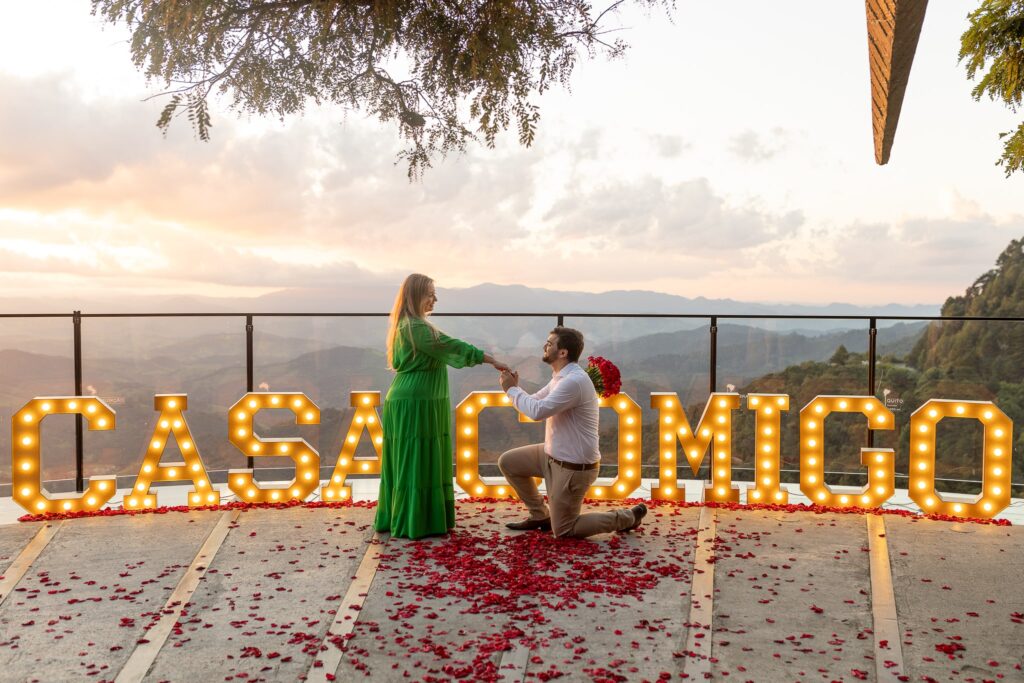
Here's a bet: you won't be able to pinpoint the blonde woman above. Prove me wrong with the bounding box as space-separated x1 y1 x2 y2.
374 274 509 538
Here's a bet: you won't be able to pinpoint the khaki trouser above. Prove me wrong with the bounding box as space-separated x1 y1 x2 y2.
498 443 636 538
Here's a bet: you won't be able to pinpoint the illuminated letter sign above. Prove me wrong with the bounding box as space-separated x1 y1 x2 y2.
651 392 740 502
125 394 220 509
7 389 1016 522
12 397 117 514
454 391 643 499
799 396 895 508
454 391 525 498
746 394 790 504
908 399 1012 519
227 392 321 503
588 394 642 500
322 392 384 502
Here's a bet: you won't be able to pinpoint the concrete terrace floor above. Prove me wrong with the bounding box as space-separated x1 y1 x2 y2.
0 499 1022 683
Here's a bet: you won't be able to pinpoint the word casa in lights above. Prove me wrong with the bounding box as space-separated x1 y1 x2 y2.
10 391 1014 520
12 391 385 515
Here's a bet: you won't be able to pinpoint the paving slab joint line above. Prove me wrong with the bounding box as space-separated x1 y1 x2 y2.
0 521 64 607
317 531 386 681
114 509 241 683
682 506 717 680
496 633 535 683
867 514 906 683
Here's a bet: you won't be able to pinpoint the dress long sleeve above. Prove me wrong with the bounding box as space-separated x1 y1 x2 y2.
410 321 484 369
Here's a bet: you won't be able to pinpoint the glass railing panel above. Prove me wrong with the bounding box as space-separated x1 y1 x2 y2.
250 315 389 478
0 317 77 486
564 316 711 482
79 316 246 486
876 318 1024 498
445 315 565 477
722 318 872 490
8 311 1023 505
249 314 566 480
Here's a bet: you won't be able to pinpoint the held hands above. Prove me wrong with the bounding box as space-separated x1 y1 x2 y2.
483 353 510 373
499 369 519 391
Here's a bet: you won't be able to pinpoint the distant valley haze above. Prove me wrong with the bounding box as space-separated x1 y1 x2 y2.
0 283 932 485
0 282 939 357
0 281 940 317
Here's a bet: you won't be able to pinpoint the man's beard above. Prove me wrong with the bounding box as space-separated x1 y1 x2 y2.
542 351 554 364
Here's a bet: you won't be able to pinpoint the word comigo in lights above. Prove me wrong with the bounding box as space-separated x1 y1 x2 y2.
10 391 1014 520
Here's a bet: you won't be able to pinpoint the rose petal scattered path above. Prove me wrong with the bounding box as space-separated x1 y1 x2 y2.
0 499 1021 682
709 511 878 681
886 516 1024 682
0 512 218 681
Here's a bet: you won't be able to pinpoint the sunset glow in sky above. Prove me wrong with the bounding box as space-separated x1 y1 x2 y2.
0 1 1020 306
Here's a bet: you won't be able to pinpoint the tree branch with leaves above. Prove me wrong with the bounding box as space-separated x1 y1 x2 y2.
960 0 1024 177
92 0 670 179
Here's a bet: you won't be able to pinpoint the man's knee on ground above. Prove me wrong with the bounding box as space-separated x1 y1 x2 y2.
552 518 580 539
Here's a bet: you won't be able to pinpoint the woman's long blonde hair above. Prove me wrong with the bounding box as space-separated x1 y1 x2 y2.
386 273 438 369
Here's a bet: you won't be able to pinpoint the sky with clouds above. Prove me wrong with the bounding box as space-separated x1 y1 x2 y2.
0 1 1020 306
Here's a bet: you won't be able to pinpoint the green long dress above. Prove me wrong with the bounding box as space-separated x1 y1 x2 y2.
374 317 484 539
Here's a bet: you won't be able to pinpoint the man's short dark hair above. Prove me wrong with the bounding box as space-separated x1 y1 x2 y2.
550 326 584 363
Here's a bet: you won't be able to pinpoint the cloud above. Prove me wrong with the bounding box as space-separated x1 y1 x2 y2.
0 213 386 288
0 72 320 235
0 67 1019 307
649 134 691 158
793 213 1024 292
0 71 539 257
0 73 160 192
543 176 805 252
729 128 790 162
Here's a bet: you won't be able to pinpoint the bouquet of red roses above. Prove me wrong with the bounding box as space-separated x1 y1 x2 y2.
585 356 621 398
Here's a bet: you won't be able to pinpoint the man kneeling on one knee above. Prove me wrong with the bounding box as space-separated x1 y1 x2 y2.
498 326 646 538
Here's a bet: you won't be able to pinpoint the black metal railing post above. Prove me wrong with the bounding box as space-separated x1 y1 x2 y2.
73 310 84 492
709 316 718 394
867 317 877 448
556 314 564 327
246 314 254 469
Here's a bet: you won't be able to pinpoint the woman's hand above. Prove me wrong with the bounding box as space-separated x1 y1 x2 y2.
483 353 510 373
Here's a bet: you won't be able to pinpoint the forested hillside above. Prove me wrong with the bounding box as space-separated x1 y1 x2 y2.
704 240 1024 495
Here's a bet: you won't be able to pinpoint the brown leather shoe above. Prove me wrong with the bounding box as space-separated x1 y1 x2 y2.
506 517 551 531
620 503 647 532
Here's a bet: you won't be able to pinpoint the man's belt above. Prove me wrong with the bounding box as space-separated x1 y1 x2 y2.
548 456 599 471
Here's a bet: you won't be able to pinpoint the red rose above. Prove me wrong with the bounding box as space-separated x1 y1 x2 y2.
586 356 622 398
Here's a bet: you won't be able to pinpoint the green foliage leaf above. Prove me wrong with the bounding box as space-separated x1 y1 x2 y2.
960 0 1024 176
90 0 671 179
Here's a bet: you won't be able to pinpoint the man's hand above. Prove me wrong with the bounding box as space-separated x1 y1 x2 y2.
499 369 519 392
483 353 510 373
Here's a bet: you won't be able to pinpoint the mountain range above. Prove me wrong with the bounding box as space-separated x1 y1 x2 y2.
0 282 938 317
0 283 938 360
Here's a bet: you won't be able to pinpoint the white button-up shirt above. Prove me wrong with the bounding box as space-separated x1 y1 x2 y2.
505 362 600 464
